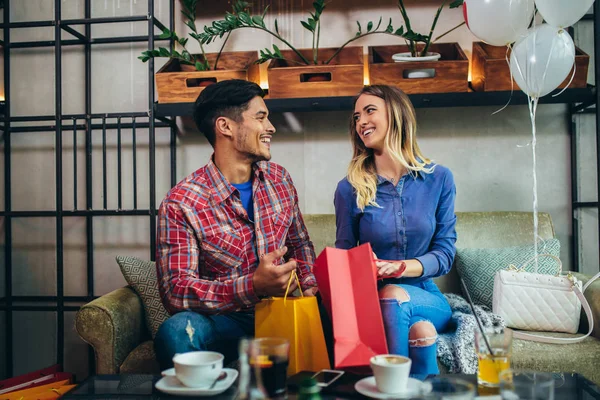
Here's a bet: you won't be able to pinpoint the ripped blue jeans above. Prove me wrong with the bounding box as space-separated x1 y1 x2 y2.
379 279 451 376
154 311 254 371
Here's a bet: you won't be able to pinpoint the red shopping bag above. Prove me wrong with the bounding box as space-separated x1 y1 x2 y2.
313 242 389 370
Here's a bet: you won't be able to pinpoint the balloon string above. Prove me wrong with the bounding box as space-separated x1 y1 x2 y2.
492 43 515 115
553 55 577 97
539 32 559 96
516 141 532 148
508 39 534 150
527 95 540 272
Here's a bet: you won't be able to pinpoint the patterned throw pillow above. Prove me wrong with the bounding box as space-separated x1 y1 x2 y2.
455 239 561 309
116 256 170 338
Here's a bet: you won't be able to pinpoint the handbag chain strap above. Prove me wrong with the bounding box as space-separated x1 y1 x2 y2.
511 270 600 344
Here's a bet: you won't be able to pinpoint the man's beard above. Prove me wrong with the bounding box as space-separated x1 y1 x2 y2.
237 135 271 163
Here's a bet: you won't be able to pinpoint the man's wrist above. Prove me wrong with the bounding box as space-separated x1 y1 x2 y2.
252 274 266 298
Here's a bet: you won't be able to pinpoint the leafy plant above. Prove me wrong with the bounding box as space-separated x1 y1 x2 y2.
138 0 250 70
300 0 326 64
397 0 464 57
197 0 403 65
140 0 466 69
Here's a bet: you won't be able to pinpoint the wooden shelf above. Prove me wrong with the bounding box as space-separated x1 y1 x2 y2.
154 86 596 117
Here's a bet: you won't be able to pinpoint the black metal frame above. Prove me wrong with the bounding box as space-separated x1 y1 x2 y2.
155 87 597 116
0 0 598 381
0 0 177 379
570 4 600 274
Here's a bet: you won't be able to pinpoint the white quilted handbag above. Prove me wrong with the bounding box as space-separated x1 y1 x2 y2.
492 254 600 344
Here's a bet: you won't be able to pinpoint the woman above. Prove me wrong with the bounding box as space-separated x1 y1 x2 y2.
334 85 456 376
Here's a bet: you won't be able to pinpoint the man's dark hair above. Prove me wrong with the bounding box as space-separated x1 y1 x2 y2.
193 79 265 147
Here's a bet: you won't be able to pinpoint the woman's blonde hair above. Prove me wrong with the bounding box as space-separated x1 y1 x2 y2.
347 85 433 210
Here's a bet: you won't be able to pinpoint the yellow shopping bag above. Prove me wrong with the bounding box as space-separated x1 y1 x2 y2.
255 271 331 375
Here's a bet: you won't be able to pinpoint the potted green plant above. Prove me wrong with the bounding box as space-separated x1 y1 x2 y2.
139 0 253 70
197 0 402 66
198 1 412 97
368 0 468 92
140 0 261 103
392 0 463 60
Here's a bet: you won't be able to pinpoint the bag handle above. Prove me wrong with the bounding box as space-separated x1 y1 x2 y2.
511 270 600 344
284 270 303 304
515 253 563 275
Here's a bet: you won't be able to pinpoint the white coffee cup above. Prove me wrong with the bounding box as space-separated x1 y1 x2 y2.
370 354 412 393
172 351 224 388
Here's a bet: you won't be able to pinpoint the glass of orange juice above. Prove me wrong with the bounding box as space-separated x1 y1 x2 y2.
475 328 512 388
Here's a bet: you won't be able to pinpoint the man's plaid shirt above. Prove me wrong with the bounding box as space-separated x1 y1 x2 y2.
156 158 317 315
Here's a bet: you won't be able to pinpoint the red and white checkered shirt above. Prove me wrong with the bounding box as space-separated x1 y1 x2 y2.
156 157 317 315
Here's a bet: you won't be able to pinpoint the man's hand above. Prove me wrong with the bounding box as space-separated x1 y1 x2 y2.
253 246 298 297
302 287 318 296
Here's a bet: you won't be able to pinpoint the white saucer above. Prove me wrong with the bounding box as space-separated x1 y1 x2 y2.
155 368 238 396
354 376 423 399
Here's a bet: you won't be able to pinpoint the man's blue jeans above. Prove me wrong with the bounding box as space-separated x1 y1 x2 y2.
154 311 255 370
153 299 335 371
379 279 451 376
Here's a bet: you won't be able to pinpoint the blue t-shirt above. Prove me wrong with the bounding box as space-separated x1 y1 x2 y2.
232 180 254 221
333 164 457 285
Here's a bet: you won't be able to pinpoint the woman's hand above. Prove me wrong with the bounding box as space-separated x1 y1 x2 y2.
376 260 407 278
302 287 318 296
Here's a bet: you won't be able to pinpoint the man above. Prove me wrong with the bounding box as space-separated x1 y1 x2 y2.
154 79 318 370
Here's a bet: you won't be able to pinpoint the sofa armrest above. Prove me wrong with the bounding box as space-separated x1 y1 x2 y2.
75 286 148 374
573 273 600 340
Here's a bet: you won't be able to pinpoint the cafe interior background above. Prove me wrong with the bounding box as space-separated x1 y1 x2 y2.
0 0 597 382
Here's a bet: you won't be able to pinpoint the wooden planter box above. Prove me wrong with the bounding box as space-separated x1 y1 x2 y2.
155 51 260 103
368 43 469 93
266 46 364 98
471 41 589 92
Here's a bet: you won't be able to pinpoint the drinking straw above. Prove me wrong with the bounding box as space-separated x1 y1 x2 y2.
460 277 495 356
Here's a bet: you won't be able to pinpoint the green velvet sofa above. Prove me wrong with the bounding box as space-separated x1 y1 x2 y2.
75 212 600 384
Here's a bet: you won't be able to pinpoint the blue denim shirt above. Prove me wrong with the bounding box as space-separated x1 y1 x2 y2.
334 164 457 285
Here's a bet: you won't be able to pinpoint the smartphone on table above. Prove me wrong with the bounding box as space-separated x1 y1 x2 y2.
311 369 345 387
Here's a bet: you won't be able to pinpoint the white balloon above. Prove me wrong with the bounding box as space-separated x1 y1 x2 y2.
535 0 595 28
510 24 575 98
463 0 535 46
